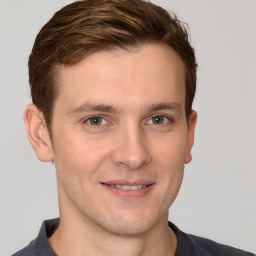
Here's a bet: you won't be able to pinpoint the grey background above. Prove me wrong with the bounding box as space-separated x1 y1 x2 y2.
0 0 255 255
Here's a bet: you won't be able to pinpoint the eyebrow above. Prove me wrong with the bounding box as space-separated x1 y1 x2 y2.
66 102 183 116
66 103 120 116
147 102 183 113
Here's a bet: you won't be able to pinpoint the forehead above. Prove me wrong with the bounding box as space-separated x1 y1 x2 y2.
56 43 186 112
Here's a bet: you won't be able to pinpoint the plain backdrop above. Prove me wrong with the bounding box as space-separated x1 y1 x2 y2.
0 0 255 255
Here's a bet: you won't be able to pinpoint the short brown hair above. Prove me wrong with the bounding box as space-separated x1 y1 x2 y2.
29 0 197 132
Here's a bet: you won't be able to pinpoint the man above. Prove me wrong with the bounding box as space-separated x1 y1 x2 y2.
13 0 254 255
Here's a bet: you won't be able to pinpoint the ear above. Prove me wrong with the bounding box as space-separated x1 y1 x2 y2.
184 110 197 164
24 104 54 162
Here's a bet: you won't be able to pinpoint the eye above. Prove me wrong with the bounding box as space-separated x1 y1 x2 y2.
86 116 107 126
147 115 170 125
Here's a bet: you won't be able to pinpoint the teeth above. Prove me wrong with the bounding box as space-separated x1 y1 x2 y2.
114 184 146 190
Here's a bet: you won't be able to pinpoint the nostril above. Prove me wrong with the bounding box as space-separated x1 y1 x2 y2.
110 134 152 170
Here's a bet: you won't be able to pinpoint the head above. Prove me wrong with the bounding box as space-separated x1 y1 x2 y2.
28 0 197 134
24 0 197 236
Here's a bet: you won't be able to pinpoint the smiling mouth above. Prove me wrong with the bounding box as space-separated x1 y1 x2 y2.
101 182 155 199
101 183 154 191
103 184 149 190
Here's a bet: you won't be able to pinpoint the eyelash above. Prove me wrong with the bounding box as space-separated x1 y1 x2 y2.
83 114 173 128
146 115 173 126
83 116 108 128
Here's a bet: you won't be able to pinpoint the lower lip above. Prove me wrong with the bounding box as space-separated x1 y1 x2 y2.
101 183 155 199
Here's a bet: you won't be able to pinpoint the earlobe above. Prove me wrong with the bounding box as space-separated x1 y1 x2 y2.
24 104 54 162
185 110 197 164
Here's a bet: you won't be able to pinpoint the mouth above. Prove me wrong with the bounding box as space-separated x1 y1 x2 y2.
100 181 155 199
102 183 152 190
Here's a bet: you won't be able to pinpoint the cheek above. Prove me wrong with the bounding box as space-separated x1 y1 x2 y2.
52 134 112 207
152 133 186 200
153 131 188 167
53 132 111 180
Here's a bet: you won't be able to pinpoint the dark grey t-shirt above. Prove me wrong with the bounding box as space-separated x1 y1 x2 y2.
12 218 255 256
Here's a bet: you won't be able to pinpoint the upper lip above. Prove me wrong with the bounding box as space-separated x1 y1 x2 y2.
101 180 155 186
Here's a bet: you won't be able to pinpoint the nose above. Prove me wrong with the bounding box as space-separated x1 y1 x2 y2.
111 124 152 170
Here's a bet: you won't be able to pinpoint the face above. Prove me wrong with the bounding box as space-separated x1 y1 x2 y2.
48 44 196 235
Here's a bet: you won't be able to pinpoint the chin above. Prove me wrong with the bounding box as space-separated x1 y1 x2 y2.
105 222 151 236
98 212 161 236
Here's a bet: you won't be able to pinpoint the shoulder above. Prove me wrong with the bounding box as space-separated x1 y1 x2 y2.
12 218 59 256
12 239 38 256
168 222 255 256
186 233 255 256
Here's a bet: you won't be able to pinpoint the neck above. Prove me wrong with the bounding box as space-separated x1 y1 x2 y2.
48 213 177 256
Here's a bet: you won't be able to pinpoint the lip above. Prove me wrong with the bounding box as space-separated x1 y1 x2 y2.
102 179 155 186
100 180 155 199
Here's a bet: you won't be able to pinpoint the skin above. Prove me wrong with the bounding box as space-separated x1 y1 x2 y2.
24 43 197 256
